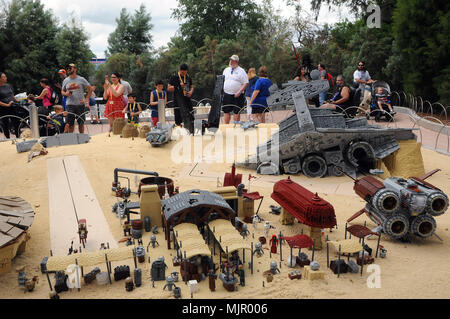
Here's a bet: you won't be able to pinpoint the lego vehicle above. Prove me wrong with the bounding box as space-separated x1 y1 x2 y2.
237 90 417 178
348 169 448 239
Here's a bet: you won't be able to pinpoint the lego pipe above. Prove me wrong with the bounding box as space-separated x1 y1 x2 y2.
338 244 341 278
375 233 381 258
113 168 159 184
279 231 282 262
46 271 53 291
251 242 254 274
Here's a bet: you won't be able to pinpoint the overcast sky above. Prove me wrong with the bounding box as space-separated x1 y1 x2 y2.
42 0 353 58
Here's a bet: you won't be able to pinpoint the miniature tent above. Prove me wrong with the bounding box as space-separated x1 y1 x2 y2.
280 234 314 249
271 177 337 229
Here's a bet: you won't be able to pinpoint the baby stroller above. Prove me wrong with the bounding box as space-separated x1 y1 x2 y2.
367 81 395 122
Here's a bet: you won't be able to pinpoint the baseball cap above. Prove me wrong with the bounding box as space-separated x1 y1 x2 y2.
229 55 239 62
58 69 66 74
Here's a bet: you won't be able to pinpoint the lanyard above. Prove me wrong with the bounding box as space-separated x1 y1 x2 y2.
129 101 136 113
178 72 187 85
156 89 164 100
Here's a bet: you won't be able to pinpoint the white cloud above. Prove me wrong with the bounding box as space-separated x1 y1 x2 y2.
41 0 353 58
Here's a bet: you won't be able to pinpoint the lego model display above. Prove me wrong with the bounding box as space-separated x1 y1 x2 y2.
237 90 417 177
77 219 88 248
347 169 448 239
0 196 35 274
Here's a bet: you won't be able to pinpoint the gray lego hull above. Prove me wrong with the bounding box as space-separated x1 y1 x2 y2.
237 89 417 177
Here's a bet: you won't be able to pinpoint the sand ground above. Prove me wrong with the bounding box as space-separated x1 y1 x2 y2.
0 124 449 299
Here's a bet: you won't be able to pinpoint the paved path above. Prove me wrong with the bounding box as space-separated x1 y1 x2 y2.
47 155 117 256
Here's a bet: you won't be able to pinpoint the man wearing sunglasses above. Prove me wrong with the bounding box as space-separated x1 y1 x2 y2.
61 63 94 133
353 61 374 92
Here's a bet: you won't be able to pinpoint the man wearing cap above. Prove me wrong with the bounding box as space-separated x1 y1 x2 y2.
54 69 67 110
61 63 94 133
222 55 248 124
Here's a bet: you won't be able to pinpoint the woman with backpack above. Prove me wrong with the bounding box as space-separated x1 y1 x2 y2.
35 78 54 113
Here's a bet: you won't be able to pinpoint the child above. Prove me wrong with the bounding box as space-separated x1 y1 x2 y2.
149 80 167 127
87 87 100 124
47 105 66 135
375 87 395 115
122 93 142 125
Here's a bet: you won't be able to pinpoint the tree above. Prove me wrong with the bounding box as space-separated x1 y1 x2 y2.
107 4 153 56
388 0 450 102
0 0 59 93
172 0 264 50
55 17 95 78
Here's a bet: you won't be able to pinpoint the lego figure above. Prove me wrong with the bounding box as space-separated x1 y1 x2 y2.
380 246 387 258
270 261 280 275
252 215 259 230
253 242 264 257
170 271 179 282
123 221 131 236
16 266 26 287
240 224 250 238
99 243 107 250
77 219 88 247
147 234 160 251
237 265 245 287
269 235 278 254
174 286 182 299
208 270 217 291
163 275 177 291
125 237 133 246
263 221 275 237
125 277 134 292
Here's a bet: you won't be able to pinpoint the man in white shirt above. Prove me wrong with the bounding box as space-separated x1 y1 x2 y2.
222 55 248 124
354 61 375 105
353 61 374 91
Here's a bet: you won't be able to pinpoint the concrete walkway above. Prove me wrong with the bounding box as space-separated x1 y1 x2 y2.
47 155 117 256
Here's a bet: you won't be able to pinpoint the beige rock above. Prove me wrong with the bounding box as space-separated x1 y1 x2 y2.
113 118 126 135
303 266 325 280
382 140 425 179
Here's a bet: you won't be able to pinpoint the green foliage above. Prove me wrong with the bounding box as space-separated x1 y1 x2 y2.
55 17 95 77
107 4 153 56
0 0 94 94
171 0 264 50
389 0 450 102
0 0 59 92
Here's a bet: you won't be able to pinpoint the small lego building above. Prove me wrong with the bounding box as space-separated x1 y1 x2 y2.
125 277 134 292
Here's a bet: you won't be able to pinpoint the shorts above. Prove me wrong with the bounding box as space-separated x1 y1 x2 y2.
222 93 245 114
89 104 98 116
251 107 268 114
67 104 86 126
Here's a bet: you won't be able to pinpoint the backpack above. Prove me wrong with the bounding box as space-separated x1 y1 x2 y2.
327 73 335 87
48 87 58 105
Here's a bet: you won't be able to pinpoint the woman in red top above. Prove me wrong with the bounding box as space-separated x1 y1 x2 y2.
103 72 125 132
35 78 53 111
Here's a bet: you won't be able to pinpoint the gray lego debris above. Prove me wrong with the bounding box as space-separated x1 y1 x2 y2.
16 139 38 153
146 122 173 146
347 260 359 273
268 79 329 106
40 133 90 148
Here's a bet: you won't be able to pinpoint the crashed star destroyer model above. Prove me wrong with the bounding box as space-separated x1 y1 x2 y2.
237 90 417 178
347 169 448 239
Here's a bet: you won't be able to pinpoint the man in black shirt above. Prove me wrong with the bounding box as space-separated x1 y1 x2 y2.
168 64 194 134
0 72 20 138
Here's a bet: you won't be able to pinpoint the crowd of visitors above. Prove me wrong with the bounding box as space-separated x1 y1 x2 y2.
0 55 386 139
